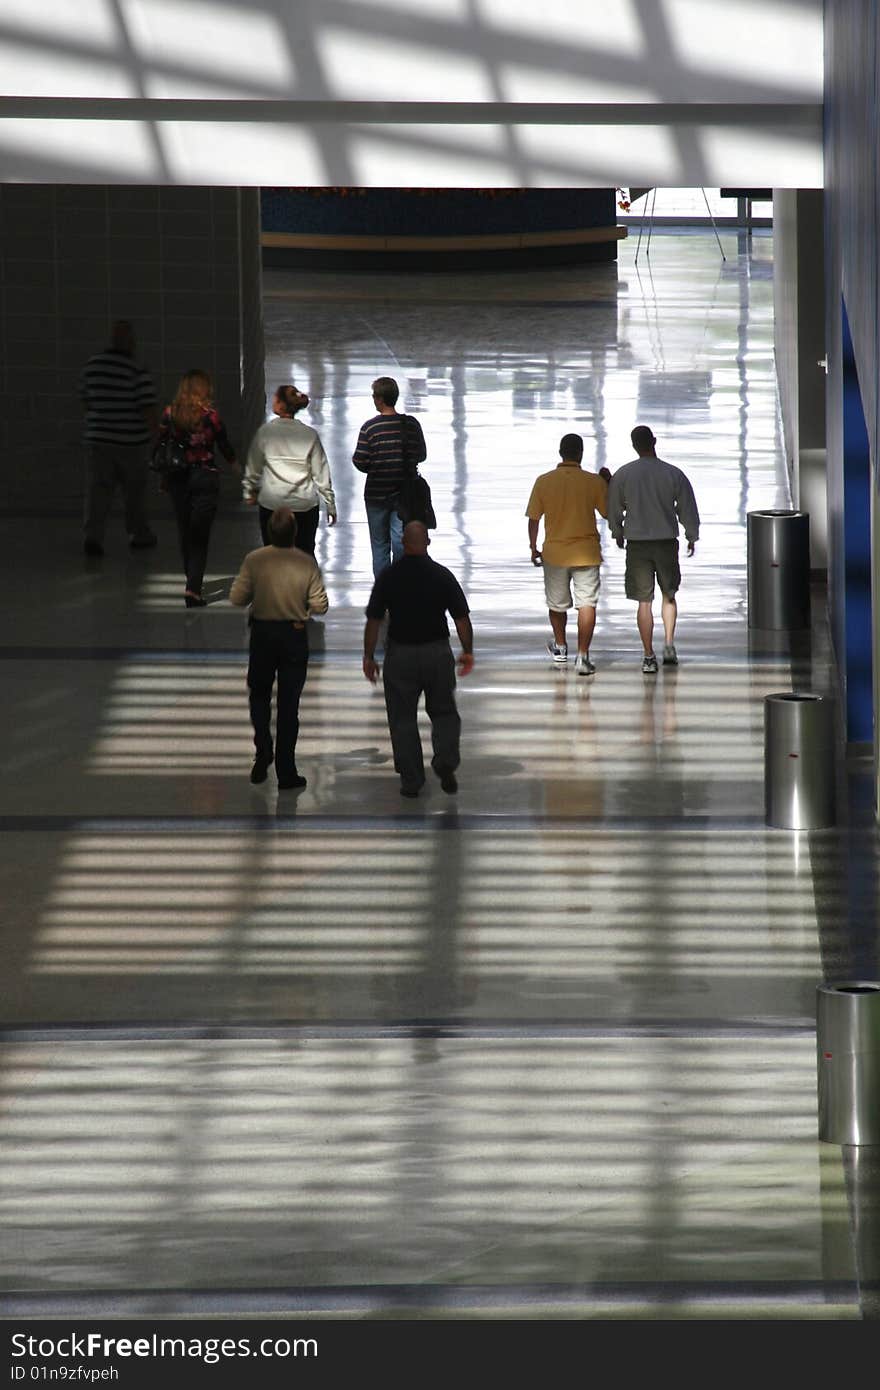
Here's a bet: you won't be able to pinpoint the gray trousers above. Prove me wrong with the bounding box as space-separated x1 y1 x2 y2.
84 441 151 543
382 638 461 789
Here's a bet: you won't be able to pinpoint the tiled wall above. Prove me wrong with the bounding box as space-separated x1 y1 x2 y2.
0 185 265 512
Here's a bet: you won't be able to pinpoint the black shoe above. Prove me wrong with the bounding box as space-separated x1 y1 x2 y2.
400 786 420 799
184 592 207 608
278 773 307 790
83 540 104 557
432 761 458 794
250 755 271 785
130 533 158 549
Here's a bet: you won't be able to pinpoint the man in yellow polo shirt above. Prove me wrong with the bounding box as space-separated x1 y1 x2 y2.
526 433 611 676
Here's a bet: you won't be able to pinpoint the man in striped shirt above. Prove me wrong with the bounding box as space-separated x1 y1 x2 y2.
353 375 426 577
79 320 158 556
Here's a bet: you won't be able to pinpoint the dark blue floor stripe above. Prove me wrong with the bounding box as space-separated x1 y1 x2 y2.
0 813 770 832
0 645 812 666
0 1279 858 1317
0 1018 815 1043
0 647 273 662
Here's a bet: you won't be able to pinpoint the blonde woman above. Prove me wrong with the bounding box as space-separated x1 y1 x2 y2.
243 384 336 554
158 369 237 606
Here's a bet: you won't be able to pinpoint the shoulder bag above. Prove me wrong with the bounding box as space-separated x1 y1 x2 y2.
150 421 189 475
394 415 436 529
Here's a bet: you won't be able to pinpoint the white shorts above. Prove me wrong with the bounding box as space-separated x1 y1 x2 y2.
543 563 600 611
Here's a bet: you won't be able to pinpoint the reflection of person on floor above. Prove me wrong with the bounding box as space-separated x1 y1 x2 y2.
79 319 159 556
363 521 473 799
353 375 427 577
526 432 611 677
607 425 700 674
158 369 238 607
243 383 337 554
229 507 329 792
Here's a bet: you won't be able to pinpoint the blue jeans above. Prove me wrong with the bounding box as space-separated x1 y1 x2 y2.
366 500 403 577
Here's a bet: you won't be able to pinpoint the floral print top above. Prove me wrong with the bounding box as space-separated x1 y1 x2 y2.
159 407 236 470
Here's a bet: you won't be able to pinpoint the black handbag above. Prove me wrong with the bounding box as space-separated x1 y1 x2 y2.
150 433 189 475
396 473 436 529
395 416 436 528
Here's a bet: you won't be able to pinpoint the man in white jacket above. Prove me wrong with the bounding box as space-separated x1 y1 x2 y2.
243 384 337 554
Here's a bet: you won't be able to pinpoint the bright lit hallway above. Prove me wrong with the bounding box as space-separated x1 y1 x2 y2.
1 228 878 1320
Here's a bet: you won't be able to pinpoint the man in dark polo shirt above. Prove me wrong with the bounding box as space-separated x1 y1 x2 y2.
363 521 473 798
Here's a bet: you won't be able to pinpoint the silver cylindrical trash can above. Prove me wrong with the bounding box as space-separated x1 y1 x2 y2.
817 983 880 1144
764 692 835 829
747 509 810 629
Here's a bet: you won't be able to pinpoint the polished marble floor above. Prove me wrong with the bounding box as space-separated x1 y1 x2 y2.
1 230 878 1320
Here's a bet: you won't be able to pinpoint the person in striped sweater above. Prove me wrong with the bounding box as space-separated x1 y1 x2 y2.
352 376 426 577
78 320 158 556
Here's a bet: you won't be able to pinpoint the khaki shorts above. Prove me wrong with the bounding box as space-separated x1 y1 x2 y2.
624 539 680 601
543 563 601 611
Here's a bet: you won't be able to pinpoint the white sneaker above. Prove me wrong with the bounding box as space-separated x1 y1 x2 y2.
663 643 678 666
574 653 596 677
642 652 659 674
547 640 568 665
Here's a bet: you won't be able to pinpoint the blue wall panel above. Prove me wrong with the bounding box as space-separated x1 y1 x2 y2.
824 1 880 744
841 300 873 741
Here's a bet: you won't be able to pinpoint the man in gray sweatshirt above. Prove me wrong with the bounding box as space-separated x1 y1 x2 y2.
607 425 700 673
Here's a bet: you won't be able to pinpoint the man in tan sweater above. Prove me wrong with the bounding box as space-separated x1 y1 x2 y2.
229 507 329 789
